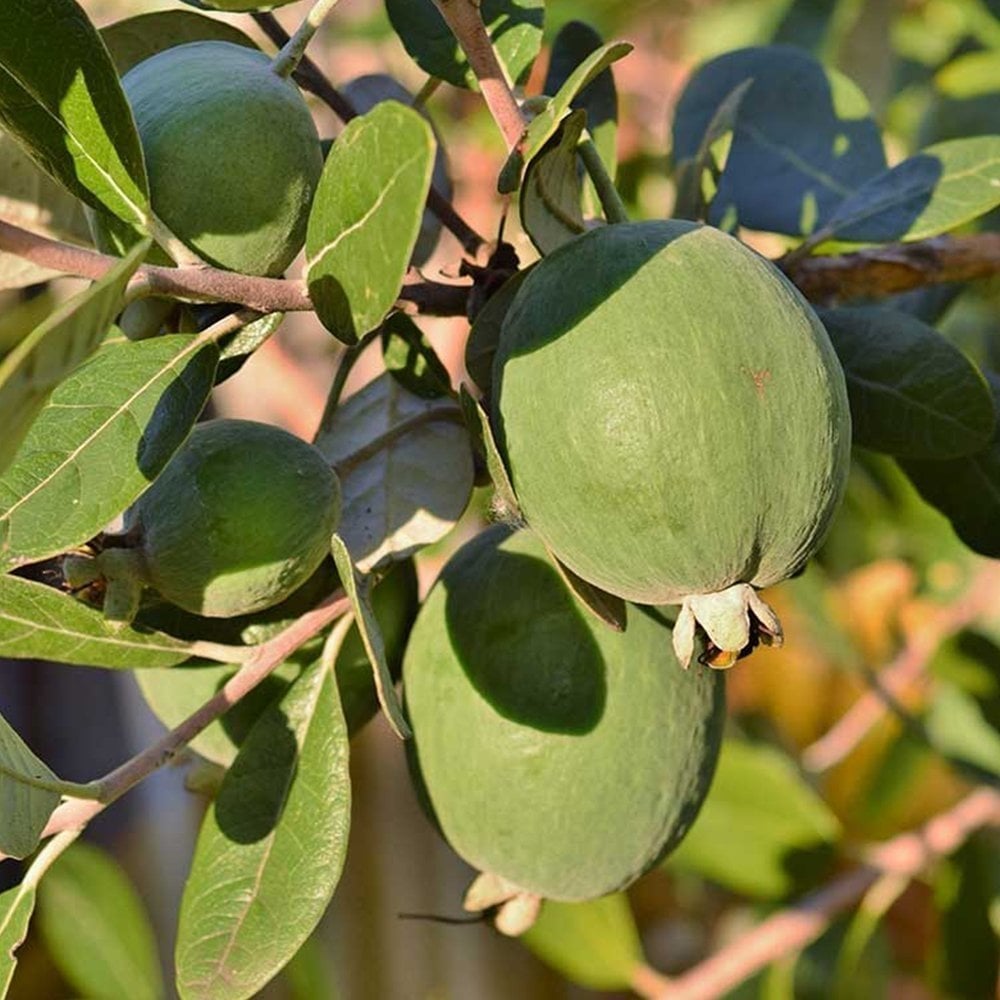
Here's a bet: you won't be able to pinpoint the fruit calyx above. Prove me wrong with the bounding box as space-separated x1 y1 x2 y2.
672 583 783 669
463 872 542 937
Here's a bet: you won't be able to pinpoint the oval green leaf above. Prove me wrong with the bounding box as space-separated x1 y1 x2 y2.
385 0 544 91
0 333 219 572
521 894 643 991
666 738 841 899
672 45 886 235
822 137 1000 244
819 306 996 459
0 0 149 227
175 656 350 1000
0 712 59 860
38 841 163 1000
316 373 473 573
0 574 191 669
0 882 36 997
306 102 435 343
0 239 149 479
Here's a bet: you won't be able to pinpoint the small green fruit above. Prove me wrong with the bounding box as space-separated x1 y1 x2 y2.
492 220 851 666
403 527 725 904
119 40 323 275
108 419 340 619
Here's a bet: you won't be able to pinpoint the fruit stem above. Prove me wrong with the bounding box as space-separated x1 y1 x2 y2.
271 0 343 79
412 76 442 111
578 134 629 224
145 212 207 269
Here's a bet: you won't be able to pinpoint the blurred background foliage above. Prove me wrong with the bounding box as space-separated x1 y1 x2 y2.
2 0 1000 998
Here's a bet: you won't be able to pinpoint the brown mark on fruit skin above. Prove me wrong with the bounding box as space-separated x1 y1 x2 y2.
743 366 772 399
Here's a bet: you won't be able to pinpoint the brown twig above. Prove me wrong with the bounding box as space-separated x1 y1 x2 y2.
0 219 471 317
0 591 350 865
431 0 526 152
783 233 1000 304
252 11 487 256
654 788 1000 1000
802 563 1000 774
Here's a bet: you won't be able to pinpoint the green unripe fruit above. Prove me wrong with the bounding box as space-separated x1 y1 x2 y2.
492 220 851 666
118 419 340 618
403 527 725 903
120 41 323 275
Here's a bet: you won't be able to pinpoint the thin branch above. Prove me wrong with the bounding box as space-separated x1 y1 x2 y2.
802 563 1000 773
0 591 350 865
431 0 526 152
654 788 1000 1000
253 11 487 256
783 233 1000 304
270 0 343 79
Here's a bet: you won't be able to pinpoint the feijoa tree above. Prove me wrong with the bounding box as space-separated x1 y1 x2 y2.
0 0 998 997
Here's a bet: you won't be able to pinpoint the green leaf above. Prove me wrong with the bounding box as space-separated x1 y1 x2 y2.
521 894 642 990
925 680 1000 778
818 307 995 459
0 0 149 227
520 109 588 255
459 386 520 516
0 882 36 998
0 574 190 670
315 373 473 573
900 373 1000 557
544 20 620 211
101 9 257 75
38 841 163 1000
934 50 1000 101
499 42 633 195
672 45 886 235
341 73 453 268
0 130 90 291
0 712 59 860
673 79 752 222
215 312 283 384
667 738 840 899
0 239 149 479
330 535 410 739
464 267 531 399
305 102 435 344
385 0 544 91
0 333 219 572
381 313 452 400
176 657 351 1000
821 137 1000 244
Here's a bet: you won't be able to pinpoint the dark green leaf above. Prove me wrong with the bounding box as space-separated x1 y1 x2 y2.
499 42 632 195
305 102 435 343
316 374 473 573
101 9 256 75
673 79 752 222
821 137 1000 244
385 0 544 91
900 374 1000 557
330 535 410 739
520 109 588 255
0 240 149 479
38 841 162 1000
0 882 35 997
215 312 283 384
381 313 452 399
176 656 351 1000
0 334 218 572
0 712 59 860
818 307 995 459
0 131 90 291
672 46 886 235
464 267 531 400
0 574 190 669
546 548 626 632
0 0 149 226
544 20 619 209
521 894 642 990
459 387 519 517
667 738 840 899
341 73 453 267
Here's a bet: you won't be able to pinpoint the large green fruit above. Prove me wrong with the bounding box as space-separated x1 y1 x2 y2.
94 419 340 619
119 41 322 275
492 220 851 667
403 527 725 908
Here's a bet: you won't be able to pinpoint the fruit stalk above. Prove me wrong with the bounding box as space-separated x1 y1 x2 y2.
271 0 344 79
